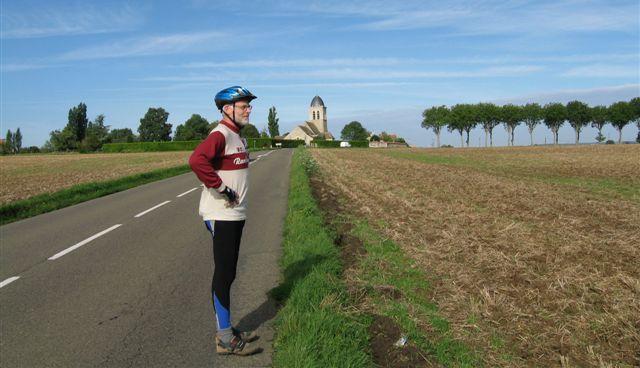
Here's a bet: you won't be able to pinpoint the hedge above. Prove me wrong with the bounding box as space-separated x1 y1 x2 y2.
311 140 369 148
102 138 306 152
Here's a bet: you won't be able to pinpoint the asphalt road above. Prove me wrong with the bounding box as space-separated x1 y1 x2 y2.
0 148 292 368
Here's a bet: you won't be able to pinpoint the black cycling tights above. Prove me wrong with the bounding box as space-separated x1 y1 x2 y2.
205 219 245 331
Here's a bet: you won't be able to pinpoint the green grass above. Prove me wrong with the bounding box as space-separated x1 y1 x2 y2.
349 219 483 367
0 165 190 225
272 148 372 367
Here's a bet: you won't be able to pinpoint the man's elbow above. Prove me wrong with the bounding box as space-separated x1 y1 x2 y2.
188 152 199 171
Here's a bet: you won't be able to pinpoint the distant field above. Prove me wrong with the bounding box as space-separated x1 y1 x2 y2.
0 152 191 204
310 145 639 367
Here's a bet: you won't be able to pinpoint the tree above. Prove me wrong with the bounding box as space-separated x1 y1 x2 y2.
476 103 500 147
267 106 280 138
80 132 101 152
85 114 110 146
240 123 260 139
341 121 369 141
448 104 467 147
209 120 219 132
628 97 640 143
49 128 77 151
543 103 566 145
174 114 210 141
138 107 172 142
608 101 633 143
107 128 136 143
4 130 14 154
370 134 380 142
522 103 543 146
501 104 523 146
379 131 394 142
566 100 591 144
450 104 475 147
67 102 88 142
590 106 609 143
422 105 449 147
14 128 22 153
260 126 270 138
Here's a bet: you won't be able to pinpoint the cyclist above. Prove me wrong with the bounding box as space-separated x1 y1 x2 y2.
189 86 260 356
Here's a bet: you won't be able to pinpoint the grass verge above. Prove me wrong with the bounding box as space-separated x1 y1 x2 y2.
271 148 372 367
0 165 190 225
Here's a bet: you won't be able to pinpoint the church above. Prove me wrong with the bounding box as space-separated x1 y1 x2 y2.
283 95 334 144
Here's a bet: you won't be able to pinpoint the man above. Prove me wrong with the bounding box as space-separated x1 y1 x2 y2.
189 86 261 356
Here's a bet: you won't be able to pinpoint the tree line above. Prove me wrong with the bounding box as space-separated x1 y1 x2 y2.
26 103 283 153
422 98 640 147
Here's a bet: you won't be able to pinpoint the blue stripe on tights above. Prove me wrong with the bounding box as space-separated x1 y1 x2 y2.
213 293 231 330
204 220 214 234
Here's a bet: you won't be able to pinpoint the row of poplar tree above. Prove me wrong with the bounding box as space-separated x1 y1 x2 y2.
38 103 282 152
421 98 640 147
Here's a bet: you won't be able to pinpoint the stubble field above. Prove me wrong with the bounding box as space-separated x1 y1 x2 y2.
310 145 639 367
0 152 191 204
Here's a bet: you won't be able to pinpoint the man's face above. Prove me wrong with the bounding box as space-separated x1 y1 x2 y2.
223 101 252 126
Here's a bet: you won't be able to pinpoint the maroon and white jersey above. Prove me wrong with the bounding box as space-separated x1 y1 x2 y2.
189 120 249 221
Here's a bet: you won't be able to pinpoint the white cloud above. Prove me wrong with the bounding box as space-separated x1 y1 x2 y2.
493 84 640 106
1 3 142 39
57 31 228 61
297 0 639 34
181 57 411 68
561 64 640 78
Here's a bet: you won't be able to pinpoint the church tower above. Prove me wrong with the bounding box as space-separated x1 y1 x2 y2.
308 95 327 133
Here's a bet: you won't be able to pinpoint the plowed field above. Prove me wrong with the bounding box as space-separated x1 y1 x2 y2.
310 145 639 367
1 152 191 204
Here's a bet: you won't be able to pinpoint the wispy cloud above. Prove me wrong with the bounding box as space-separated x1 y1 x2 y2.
561 64 640 78
494 84 640 105
1 3 142 39
140 64 542 84
57 31 228 61
296 0 639 34
182 57 412 68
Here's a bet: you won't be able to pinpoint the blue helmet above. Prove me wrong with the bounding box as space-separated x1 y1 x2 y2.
214 86 257 111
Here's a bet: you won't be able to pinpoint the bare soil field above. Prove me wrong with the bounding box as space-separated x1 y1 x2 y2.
310 145 639 367
0 152 191 204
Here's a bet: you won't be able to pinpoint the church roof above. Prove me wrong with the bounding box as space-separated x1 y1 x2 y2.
304 121 321 135
310 95 325 107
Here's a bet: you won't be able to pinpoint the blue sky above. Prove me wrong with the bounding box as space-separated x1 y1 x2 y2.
1 0 639 147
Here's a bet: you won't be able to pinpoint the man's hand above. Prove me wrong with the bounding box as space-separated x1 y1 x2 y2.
220 186 239 207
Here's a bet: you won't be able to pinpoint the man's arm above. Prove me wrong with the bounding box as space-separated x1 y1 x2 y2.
189 132 227 191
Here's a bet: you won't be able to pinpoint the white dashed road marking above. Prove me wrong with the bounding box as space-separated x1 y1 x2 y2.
177 187 199 197
0 276 20 289
134 200 171 218
48 224 123 260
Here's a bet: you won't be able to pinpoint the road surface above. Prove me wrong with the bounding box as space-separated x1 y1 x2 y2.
1 148 292 367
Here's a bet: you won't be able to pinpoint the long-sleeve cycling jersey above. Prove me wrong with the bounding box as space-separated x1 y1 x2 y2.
189 120 249 221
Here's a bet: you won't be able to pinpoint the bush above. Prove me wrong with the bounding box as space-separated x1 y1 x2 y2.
441 144 454 148
605 140 615 145
22 146 41 154
245 138 274 149
102 138 304 152
102 141 199 152
274 139 305 148
313 140 341 148
349 140 369 148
